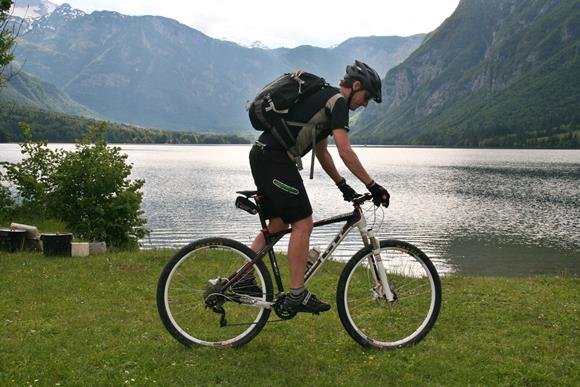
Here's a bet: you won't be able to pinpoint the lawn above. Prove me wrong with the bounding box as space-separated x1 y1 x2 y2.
0 250 578 386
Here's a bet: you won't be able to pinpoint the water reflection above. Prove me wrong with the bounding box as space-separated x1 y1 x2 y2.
126 146 580 276
1 144 578 276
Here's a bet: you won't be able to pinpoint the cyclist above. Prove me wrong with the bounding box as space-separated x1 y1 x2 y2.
247 60 390 313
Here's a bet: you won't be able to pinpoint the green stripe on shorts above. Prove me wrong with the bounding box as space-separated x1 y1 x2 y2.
272 179 299 195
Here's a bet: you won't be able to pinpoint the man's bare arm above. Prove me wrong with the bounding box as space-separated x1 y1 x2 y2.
315 138 342 183
332 129 373 186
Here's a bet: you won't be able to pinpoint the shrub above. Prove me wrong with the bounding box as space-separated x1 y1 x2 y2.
3 123 148 249
47 125 148 249
0 181 15 219
2 124 63 217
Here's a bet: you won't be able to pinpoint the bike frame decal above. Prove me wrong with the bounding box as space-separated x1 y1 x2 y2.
304 210 363 283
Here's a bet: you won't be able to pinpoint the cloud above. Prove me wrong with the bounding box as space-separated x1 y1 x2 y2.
59 0 460 48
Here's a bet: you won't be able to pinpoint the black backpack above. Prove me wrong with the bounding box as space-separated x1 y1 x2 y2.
248 71 328 177
249 72 327 141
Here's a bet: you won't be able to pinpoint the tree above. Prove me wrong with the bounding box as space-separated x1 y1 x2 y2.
0 0 15 86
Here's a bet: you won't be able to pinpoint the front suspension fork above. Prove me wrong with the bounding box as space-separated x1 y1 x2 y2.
366 229 396 302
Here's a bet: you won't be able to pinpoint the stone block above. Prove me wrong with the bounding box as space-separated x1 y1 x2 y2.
89 242 107 255
71 242 90 257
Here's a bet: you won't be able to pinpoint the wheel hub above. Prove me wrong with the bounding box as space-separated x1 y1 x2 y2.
204 278 229 326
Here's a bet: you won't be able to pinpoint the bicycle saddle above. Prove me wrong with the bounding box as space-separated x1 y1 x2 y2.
236 190 258 198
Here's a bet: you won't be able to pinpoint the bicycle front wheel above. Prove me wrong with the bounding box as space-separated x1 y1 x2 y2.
337 240 441 349
157 237 273 348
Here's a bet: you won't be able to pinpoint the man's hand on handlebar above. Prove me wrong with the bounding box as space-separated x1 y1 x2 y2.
336 178 361 202
366 181 390 208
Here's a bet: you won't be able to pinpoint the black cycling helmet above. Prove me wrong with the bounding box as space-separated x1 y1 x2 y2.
344 60 382 103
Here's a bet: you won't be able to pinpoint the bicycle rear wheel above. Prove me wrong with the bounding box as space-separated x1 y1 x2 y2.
157 237 273 348
337 240 441 349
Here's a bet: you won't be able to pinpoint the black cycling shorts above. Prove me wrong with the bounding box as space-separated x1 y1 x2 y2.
249 145 312 224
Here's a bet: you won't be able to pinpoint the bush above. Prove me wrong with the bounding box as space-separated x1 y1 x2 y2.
0 182 15 219
3 123 148 249
48 126 148 248
2 124 63 216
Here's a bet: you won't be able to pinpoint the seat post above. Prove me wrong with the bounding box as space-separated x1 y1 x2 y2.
254 195 268 230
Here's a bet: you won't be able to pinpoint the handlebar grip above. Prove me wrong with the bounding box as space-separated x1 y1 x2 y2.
352 193 373 206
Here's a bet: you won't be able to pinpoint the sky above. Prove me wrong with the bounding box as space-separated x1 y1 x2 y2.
54 0 461 48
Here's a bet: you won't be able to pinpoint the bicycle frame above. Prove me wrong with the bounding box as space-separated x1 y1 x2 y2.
158 192 440 349
226 194 396 303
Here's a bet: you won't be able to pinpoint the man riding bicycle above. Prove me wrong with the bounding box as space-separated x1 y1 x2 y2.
247 60 390 314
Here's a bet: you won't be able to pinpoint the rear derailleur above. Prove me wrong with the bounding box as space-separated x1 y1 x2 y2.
204 278 229 327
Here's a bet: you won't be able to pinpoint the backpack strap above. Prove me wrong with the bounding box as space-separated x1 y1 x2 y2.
309 122 317 179
308 93 343 179
272 119 302 167
285 93 342 178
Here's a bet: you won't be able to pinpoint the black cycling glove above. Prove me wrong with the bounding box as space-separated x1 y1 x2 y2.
367 181 390 207
336 178 360 202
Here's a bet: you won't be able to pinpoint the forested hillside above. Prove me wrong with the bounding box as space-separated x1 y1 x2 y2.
352 0 580 148
0 103 249 144
0 68 98 117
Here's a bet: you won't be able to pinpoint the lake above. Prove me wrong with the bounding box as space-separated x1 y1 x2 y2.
1 144 579 276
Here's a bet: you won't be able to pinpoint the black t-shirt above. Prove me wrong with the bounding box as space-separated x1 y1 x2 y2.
258 86 349 152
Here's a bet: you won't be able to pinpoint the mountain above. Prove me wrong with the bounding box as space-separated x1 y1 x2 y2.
0 66 98 117
352 0 580 147
11 0 57 19
12 4 424 133
0 102 250 144
271 35 425 86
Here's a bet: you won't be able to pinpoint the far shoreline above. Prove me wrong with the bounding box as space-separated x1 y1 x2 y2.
1 142 580 151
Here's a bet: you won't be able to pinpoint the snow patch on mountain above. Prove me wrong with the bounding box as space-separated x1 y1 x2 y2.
11 0 57 19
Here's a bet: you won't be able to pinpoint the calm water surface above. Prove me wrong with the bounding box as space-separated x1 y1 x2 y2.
1 144 579 276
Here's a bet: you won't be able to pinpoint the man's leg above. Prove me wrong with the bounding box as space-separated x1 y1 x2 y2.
250 217 288 252
284 216 330 313
287 216 313 288
234 218 288 297
251 215 312 288
250 216 313 288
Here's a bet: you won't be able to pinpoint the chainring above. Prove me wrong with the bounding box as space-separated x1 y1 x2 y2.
273 294 298 320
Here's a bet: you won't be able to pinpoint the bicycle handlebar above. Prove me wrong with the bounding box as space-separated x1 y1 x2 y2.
352 193 373 206
236 190 374 212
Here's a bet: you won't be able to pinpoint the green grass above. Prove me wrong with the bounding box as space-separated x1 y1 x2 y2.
0 250 578 386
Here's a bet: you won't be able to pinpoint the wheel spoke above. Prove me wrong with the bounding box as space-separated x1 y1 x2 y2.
166 287 206 293
337 241 441 349
157 238 272 348
169 304 199 316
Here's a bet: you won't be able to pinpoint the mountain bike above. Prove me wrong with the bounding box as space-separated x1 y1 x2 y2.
157 191 441 349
